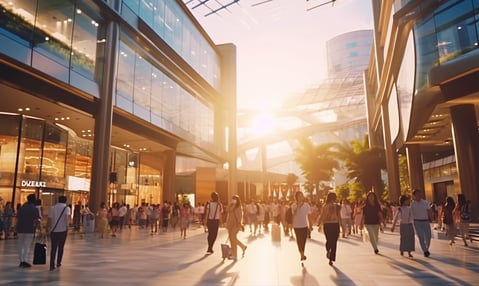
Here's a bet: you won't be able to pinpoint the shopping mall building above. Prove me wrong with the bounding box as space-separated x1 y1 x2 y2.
0 0 238 212
366 0 479 220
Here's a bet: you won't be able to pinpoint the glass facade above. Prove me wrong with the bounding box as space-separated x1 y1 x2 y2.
0 0 105 95
121 0 221 90
414 0 479 90
116 37 215 144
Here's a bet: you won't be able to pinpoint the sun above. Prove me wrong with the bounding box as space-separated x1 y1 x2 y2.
251 111 274 135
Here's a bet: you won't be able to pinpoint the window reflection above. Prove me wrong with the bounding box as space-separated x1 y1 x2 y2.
116 38 215 145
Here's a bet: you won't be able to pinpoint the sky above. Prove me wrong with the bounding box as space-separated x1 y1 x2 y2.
185 0 373 110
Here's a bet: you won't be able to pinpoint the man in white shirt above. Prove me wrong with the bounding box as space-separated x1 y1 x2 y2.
118 204 127 230
411 189 433 257
47 196 71 271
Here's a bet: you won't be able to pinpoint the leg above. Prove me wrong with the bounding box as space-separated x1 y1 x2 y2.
56 231 68 266
50 232 59 269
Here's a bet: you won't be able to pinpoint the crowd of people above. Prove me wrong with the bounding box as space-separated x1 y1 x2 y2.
0 189 474 271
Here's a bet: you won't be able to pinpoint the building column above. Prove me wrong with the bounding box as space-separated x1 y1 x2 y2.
406 144 425 191
89 17 119 213
381 104 401 202
163 149 176 203
450 104 479 222
217 44 237 199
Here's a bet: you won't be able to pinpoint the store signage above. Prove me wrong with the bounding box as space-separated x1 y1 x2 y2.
21 180 47 188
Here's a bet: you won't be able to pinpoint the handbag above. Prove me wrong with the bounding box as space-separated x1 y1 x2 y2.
33 235 47 265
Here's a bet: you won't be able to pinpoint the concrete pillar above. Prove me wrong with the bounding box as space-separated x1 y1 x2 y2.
217 44 237 199
89 16 119 213
450 104 479 222
406 144 424 192
163 149 176 203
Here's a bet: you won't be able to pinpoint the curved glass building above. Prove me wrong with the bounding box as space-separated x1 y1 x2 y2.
365 0 479 220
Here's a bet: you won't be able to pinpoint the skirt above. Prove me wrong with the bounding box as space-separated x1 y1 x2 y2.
399 223 415 252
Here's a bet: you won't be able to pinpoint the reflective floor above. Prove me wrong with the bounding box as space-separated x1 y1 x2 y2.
1 223 478 286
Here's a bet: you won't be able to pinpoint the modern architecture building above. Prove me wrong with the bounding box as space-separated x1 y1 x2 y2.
365 0 479 220
0 0 237 213
235 29 373 198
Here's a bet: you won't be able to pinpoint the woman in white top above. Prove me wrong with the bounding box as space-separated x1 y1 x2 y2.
291 191 312 263
391 195 415 257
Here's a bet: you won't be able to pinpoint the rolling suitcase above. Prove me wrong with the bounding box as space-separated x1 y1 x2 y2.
221 238 231 260
33 238 47 265
271 223 281 242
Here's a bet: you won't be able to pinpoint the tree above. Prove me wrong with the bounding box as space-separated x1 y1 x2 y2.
295 138 339 201
337 135 386 198
285 173 298 198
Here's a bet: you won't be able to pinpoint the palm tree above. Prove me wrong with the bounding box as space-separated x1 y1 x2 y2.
285 173 298 198
338 135 386 198
295 138 339 201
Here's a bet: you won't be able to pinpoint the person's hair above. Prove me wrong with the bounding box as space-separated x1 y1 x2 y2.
445 196 455 208
27 194 36 203
232 194 242 208
294 191 304 201
412 189 422 196
325 192 337 204
59 196 67 203
211 191 219 202
399 195 409 206
366 191 379 205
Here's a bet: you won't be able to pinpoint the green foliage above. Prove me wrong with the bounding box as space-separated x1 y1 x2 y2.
294 138 339 201
398 154 411 195
336 135 386 198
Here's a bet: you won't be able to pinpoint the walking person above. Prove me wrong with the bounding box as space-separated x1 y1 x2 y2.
360 191 383 254
180 202 192 239
391 195 415 258
291 191 312 264
317 192 343 265
205 192 223 254
225 195 247 260
411 189 433 257
442 196 456 246
455 194 472 246
16 194 41 268
47 195 71 271
96 202 109 239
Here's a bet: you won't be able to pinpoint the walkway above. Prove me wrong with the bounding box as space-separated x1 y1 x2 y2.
1 223 478 285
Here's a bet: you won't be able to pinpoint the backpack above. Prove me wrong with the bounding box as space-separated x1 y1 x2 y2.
460 203 471 222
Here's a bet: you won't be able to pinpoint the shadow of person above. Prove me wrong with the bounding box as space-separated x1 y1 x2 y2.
176 254 210 269
290 266 320 286
330 264 356 285
194 259 238 286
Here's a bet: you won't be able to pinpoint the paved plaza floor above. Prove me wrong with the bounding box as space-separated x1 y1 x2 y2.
1 223 478 286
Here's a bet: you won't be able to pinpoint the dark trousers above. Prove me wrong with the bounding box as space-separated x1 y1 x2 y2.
323 222 340 261
207 219 219 251
50 231 68 267
293 227 308 256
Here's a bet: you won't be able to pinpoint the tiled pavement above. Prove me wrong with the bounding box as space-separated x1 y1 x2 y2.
1 223 478 286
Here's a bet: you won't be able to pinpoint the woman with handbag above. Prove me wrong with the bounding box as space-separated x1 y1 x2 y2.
225 195 247 260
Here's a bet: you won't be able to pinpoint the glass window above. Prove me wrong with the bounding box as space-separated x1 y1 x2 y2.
0 0 37 45
123 0 139 14
71 5 105 80
435 1 477 64
34 0 75 67
133 54 151 119
116 40 135 112
20 117 43 181
42 122 67 188
0 114 21 187
415 16 438 90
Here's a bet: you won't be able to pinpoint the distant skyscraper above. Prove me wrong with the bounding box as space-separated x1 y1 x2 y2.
326 30 373 76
